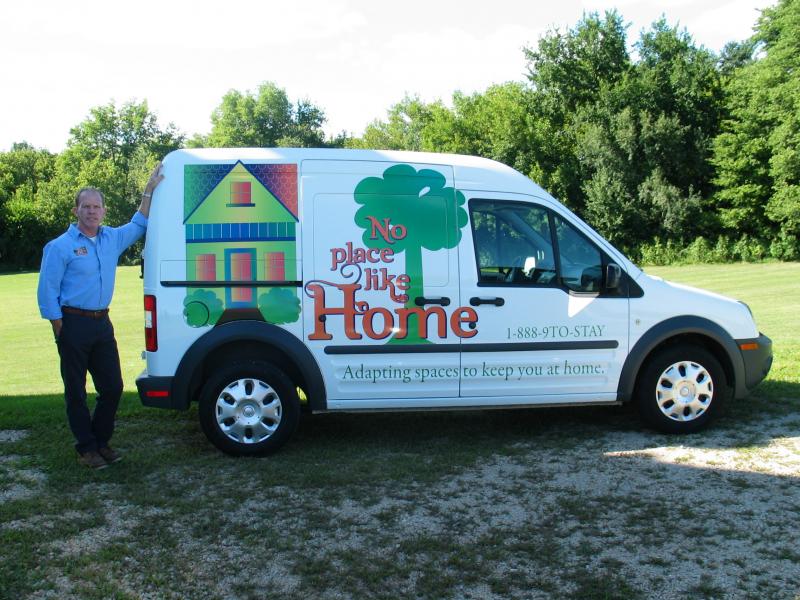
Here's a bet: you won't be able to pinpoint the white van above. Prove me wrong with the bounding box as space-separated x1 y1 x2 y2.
136 148 772 455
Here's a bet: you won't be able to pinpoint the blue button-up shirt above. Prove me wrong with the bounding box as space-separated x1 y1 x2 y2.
37 212 148 320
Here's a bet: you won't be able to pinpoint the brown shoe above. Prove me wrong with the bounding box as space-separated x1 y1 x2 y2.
97 446 122 464
78 451 109 470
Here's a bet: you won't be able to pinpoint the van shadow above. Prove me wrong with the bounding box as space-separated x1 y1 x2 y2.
2 380 797 489
5 379 798 459
3 391 797 600
292 379 800 456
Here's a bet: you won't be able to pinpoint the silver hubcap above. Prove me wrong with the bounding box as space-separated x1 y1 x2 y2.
656 360 713 422
215 378 282 444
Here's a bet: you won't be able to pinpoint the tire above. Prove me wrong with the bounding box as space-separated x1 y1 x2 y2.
199 361 300 456
635 345 727 434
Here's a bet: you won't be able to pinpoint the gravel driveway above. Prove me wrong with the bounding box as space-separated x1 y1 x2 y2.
2 403 799 599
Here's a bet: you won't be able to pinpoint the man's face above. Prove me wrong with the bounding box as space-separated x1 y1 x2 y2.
73 192 106 234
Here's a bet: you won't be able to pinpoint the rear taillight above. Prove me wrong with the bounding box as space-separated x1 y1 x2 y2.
144 294 158 352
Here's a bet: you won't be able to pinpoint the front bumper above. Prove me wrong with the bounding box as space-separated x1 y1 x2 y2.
136 370 177 409
737 333 773 393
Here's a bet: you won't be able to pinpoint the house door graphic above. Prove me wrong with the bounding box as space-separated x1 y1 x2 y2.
225 248 256 307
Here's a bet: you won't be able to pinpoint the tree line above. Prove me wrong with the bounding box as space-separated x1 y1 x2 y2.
1 0 797 270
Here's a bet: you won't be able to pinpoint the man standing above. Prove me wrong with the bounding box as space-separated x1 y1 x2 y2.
37 164 164 469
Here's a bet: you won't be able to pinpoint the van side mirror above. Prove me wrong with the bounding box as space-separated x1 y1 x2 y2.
605 263 621 290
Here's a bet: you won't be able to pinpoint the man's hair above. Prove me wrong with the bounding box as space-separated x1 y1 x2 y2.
75 187 105 208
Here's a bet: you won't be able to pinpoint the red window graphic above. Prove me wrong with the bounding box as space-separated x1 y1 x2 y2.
230 181 252 205
230 252 253 303
265 252 285 281
195 254 216 281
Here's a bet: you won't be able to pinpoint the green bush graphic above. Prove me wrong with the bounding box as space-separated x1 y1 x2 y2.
184 289 224 327
258 287 301 324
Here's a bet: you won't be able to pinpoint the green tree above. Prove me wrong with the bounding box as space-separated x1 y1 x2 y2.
523 11 631 211
68 101 182 168
525 11 629 111
634 19 723 198
0 142 55 203
193 82 329 148
712 0 800 258
32 101 183 267
346 95 447 151
0 143 56 268
530 17 723 251
347 85 536 180
42 100 184 228
718 39 757 77
427 84 535 173
353 164 467 341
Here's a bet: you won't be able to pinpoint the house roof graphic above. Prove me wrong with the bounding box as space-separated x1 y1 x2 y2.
184 161 298 223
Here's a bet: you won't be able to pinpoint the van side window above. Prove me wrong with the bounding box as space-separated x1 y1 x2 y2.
554 215 603 293
470 201 556 285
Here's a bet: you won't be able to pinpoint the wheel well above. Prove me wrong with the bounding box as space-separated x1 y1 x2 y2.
634 333 735 395
187 340 310 407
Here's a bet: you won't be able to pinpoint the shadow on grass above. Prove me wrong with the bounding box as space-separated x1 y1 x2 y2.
0 378 797 489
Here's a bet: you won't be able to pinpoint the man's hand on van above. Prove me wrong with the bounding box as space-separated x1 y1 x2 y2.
138 162 165 218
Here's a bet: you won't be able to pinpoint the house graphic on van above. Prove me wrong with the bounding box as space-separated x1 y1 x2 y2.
182 161 300 327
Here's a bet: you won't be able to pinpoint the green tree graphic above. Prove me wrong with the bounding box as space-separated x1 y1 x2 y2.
354 164 468 342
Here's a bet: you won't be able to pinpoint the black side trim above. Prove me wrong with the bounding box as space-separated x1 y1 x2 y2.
161 280 302 288
617 315 746 403
324 340 618 355
135 374 177 409
170 321 326 411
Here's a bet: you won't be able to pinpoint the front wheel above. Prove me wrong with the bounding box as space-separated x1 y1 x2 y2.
635 345 727 434
199 361 300 456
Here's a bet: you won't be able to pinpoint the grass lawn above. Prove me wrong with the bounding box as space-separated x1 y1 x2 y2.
1 263 798 599
647 262 798 396
0 267 146 397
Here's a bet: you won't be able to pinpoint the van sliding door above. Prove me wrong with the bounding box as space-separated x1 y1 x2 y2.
301 159 462 408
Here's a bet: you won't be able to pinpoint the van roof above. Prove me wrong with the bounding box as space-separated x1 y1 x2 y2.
163 147 545 196
162 147 639 278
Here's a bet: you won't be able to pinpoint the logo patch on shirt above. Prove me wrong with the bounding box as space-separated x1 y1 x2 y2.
74 246 88 256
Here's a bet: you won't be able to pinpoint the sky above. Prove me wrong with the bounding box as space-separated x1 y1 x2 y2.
0 0 777 152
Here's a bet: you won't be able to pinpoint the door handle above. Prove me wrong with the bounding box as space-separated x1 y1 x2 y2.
415 296 451 306
470 296 505 307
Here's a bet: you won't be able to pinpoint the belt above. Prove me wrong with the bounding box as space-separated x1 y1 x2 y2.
62 306 109 319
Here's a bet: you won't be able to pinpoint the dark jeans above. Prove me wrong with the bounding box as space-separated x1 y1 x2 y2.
56 313 123 454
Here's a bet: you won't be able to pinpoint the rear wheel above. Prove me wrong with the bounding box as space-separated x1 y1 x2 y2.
636 345 726 434
199 361 300 455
